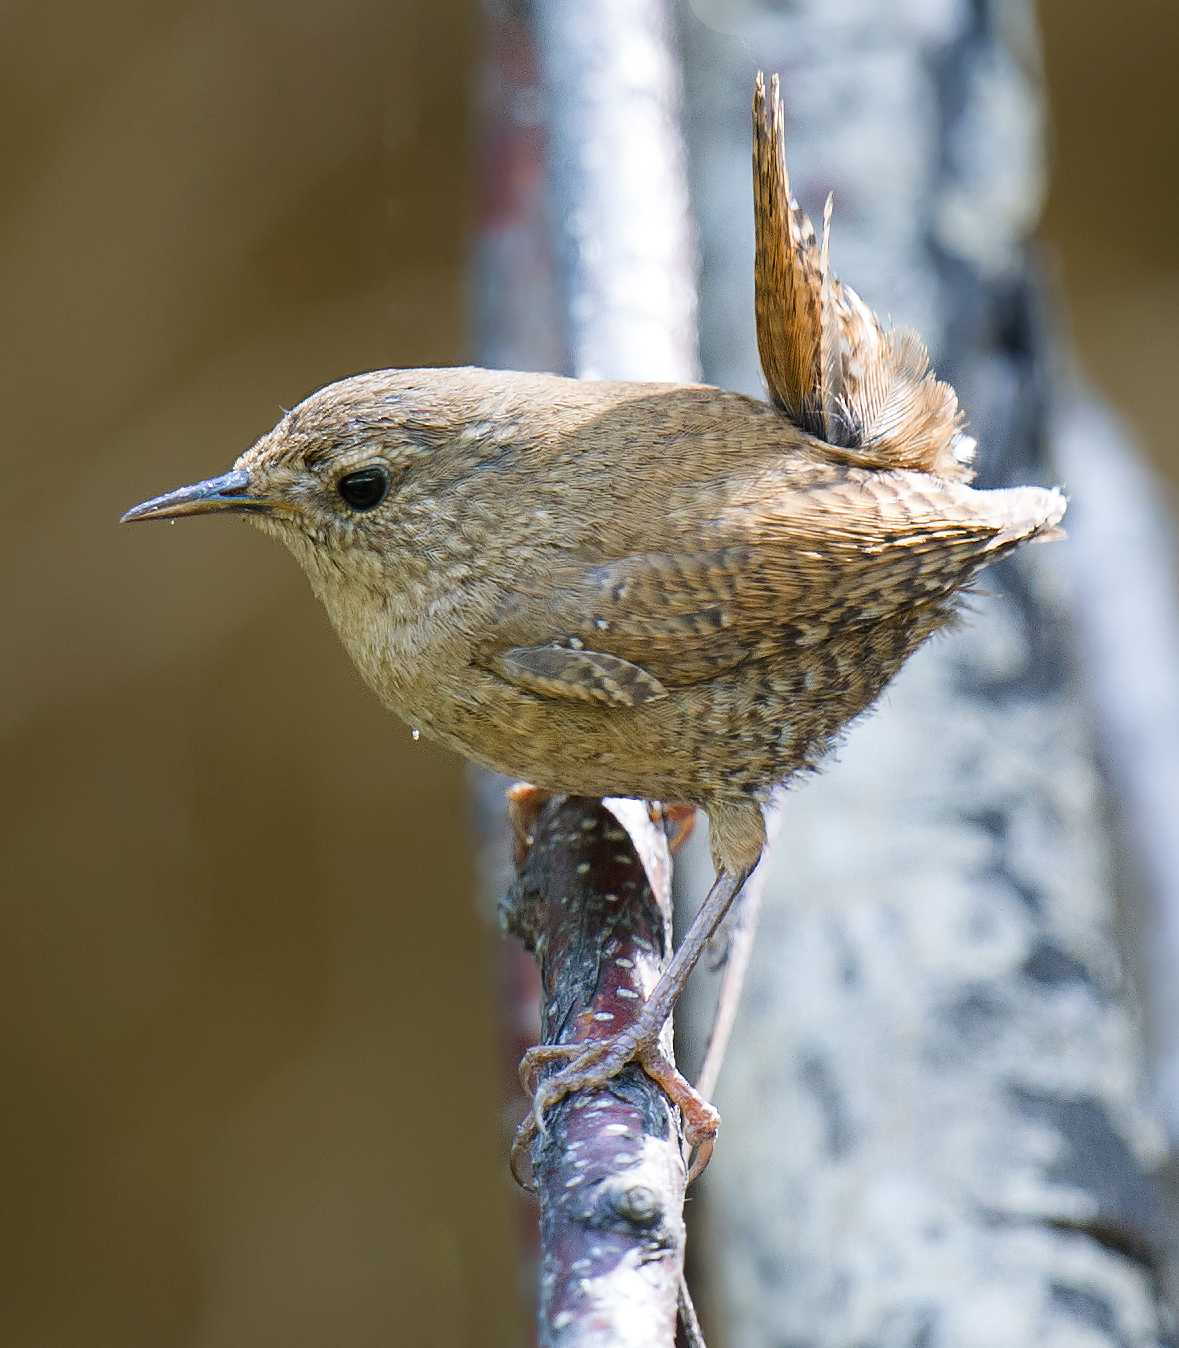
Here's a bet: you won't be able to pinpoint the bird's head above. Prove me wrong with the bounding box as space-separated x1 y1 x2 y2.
120 368 503 610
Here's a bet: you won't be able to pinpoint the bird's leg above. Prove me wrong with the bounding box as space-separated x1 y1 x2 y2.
598 865 752 1079
513 863 753 1182
694 797 783 1103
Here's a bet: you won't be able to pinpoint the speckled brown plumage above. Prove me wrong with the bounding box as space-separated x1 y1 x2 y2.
122 73 1064 876
122 71 1067 1166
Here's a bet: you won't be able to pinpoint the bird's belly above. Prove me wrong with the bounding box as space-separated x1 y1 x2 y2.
383 660 857 804
357 593 950 803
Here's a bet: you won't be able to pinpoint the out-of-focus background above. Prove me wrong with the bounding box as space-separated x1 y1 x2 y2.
0 2 1173 1345
0 3 521 1344
1039 0 1179 495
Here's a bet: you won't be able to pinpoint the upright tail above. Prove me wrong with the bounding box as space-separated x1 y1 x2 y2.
752 73 976 485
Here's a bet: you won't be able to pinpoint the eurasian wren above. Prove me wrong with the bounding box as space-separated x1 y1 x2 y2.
122 75 1065 1151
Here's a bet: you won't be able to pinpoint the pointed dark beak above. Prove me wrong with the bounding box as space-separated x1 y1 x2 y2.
120 469 270 523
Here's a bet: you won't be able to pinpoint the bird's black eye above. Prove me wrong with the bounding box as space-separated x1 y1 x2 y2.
336 466 390 512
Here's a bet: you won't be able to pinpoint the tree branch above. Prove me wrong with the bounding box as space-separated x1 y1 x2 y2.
501 795 687 1347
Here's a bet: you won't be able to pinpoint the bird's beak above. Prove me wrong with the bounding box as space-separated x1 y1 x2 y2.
120 469 271 523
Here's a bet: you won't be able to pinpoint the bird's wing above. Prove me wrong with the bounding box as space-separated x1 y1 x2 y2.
490 644 668 707
485 469 1065 694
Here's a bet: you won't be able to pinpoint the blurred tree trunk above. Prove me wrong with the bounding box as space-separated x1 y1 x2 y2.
471 2 700 1340
676 1 1178 1344
473 0 1179 1342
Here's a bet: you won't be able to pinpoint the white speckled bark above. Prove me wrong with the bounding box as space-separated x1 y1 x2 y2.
677 1 1175 1343
1055 396 1179 1142
681 555 1167 1344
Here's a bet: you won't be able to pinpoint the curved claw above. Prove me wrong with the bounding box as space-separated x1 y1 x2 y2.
639 1044 721 1186
686 1138 715 1185
511 1114 539 1190
511 1037 630 1189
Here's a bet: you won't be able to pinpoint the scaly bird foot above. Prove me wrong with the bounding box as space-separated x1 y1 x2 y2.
511 1027 721 1188
510 862 752 1188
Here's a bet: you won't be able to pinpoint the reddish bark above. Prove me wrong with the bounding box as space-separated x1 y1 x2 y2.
502 796 687 1347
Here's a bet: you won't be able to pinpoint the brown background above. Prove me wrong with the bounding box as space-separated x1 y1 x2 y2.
0 2 1174 1345
1039 0 1179 493
0 2 521 1345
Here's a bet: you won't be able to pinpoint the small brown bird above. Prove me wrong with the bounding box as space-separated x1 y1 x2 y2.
122 75 1064 1148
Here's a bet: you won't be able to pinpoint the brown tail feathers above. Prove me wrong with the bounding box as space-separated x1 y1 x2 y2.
753 72 977 485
